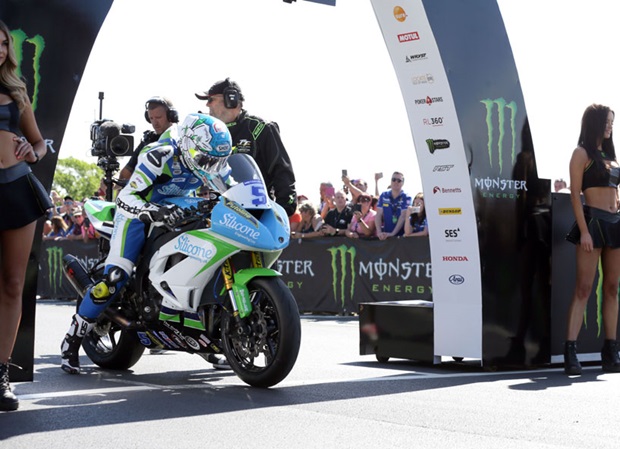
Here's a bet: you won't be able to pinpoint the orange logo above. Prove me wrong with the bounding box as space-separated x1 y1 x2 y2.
394 6 407 22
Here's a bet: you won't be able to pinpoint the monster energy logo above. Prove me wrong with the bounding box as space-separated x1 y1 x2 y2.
328 245 356 307
47 246 64 294
426 139 450 154
480 98 517 175
11 29 45 111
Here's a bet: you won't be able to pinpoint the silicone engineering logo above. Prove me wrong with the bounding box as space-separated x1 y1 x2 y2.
11 29 45 111
480 98 517 175
47 246 64 295
393 6 407 22
328 244 356 307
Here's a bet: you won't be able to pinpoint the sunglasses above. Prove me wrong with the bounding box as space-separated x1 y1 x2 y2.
391 178 404 183
360 197 371 203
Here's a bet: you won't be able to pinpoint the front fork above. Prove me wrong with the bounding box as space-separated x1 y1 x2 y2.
222 252 264 320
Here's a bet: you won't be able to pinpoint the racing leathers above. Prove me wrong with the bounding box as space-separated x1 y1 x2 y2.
60 125 204 373
227 110 297 216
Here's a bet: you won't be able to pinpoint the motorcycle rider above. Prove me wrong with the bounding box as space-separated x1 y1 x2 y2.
60 113 233 374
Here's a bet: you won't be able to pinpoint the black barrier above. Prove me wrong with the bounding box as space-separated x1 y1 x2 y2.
37 240 100 300
38 237 433 315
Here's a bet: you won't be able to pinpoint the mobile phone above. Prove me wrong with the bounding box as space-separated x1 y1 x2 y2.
325 186 335 197
352 204 362 213
342 169 348 177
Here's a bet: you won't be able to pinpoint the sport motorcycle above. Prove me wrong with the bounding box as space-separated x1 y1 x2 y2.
63 153 301 388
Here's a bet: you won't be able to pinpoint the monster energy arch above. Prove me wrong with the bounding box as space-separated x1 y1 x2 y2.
369 0 552 366
1 0 114 381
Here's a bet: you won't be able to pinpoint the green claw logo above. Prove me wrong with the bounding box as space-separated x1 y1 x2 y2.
480 98 517 175
47 246 64 294
328 245 356 308
11 29 45 111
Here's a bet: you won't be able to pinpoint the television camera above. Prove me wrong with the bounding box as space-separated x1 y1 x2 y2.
89 92 136 201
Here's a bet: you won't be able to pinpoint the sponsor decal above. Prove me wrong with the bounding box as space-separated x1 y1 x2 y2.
393 6 407 21
423 117 444 127
398 31 420 43
412 73 434 85
46 246 64 295
432 186 462 194
415 96 444 106
146 147 170 168
449 274 465 285
444 228 461 241
11 29 45 110
438 208 462 215
442 256 469 261
219 212 261 241
480 97 517 174
174 235 216 263
426 139 450 154
433 164 454 172
406 53 427 63
222 197 258 224
184 336 201 351
329 245 356 307
136 332 152 346
276 259 316 276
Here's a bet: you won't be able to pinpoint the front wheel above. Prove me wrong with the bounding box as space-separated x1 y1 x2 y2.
221 277 301 388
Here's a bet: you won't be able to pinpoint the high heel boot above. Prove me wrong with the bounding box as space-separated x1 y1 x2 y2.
564 340 582 375
0 360 19 412
601 339 620 373
60 314 94 374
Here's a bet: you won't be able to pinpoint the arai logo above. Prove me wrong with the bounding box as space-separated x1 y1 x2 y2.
449 274 465 285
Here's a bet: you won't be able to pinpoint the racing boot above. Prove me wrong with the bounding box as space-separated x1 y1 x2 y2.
563 340 582 375
601 339 620 373
0 360 18 412
60 314 94 374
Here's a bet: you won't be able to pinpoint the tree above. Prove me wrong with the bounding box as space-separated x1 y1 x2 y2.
52 157 103 201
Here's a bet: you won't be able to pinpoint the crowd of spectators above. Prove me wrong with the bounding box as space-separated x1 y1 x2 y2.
291 171 427 241
41 191 97 242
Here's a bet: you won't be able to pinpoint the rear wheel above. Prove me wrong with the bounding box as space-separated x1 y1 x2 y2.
221 277 301 388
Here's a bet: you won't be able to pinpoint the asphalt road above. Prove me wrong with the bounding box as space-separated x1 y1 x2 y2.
1 300 619 449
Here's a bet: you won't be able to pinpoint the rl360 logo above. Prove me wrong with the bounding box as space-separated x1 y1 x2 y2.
328 245 356 308
11 29 45 111
480 98 517 175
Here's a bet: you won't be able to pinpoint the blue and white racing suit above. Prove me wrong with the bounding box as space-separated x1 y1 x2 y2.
78 125 203 319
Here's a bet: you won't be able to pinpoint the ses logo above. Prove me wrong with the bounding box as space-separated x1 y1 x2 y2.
444 228 461 242
433 186 462 194
415 95 444 106
393 6 408 22
412 73 434 85
406 53 427 63
426 139 450 154
398 31 420 43
433 164 454 172
423 117 444 127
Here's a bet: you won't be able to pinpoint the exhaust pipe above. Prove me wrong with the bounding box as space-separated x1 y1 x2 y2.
62 255 94 298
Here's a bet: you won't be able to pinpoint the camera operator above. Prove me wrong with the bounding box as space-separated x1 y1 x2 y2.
119 96 179 180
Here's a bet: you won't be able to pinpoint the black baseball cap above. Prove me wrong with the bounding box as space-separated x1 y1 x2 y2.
195 78 245 101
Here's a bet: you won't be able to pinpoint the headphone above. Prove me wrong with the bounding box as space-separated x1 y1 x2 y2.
222 79 242 109
144 97 179 123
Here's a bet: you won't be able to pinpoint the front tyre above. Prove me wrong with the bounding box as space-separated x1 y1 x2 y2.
221 277 301 388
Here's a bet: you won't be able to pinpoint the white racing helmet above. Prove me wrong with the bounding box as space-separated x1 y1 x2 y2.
178 113 232 186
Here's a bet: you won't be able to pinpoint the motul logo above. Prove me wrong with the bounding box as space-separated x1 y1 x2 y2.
443 256 469 261
398 32 420 43
394 6 407 22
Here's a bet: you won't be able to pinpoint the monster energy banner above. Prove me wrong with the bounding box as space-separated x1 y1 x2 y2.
38 238 433 315
370 0 551 365
2 0 114 381
38 240 99 299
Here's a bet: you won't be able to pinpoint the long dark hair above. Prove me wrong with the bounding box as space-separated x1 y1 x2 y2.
578 103 615 162
410 192 426 225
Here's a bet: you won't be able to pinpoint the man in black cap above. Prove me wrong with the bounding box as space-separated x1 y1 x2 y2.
195 78 297 216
